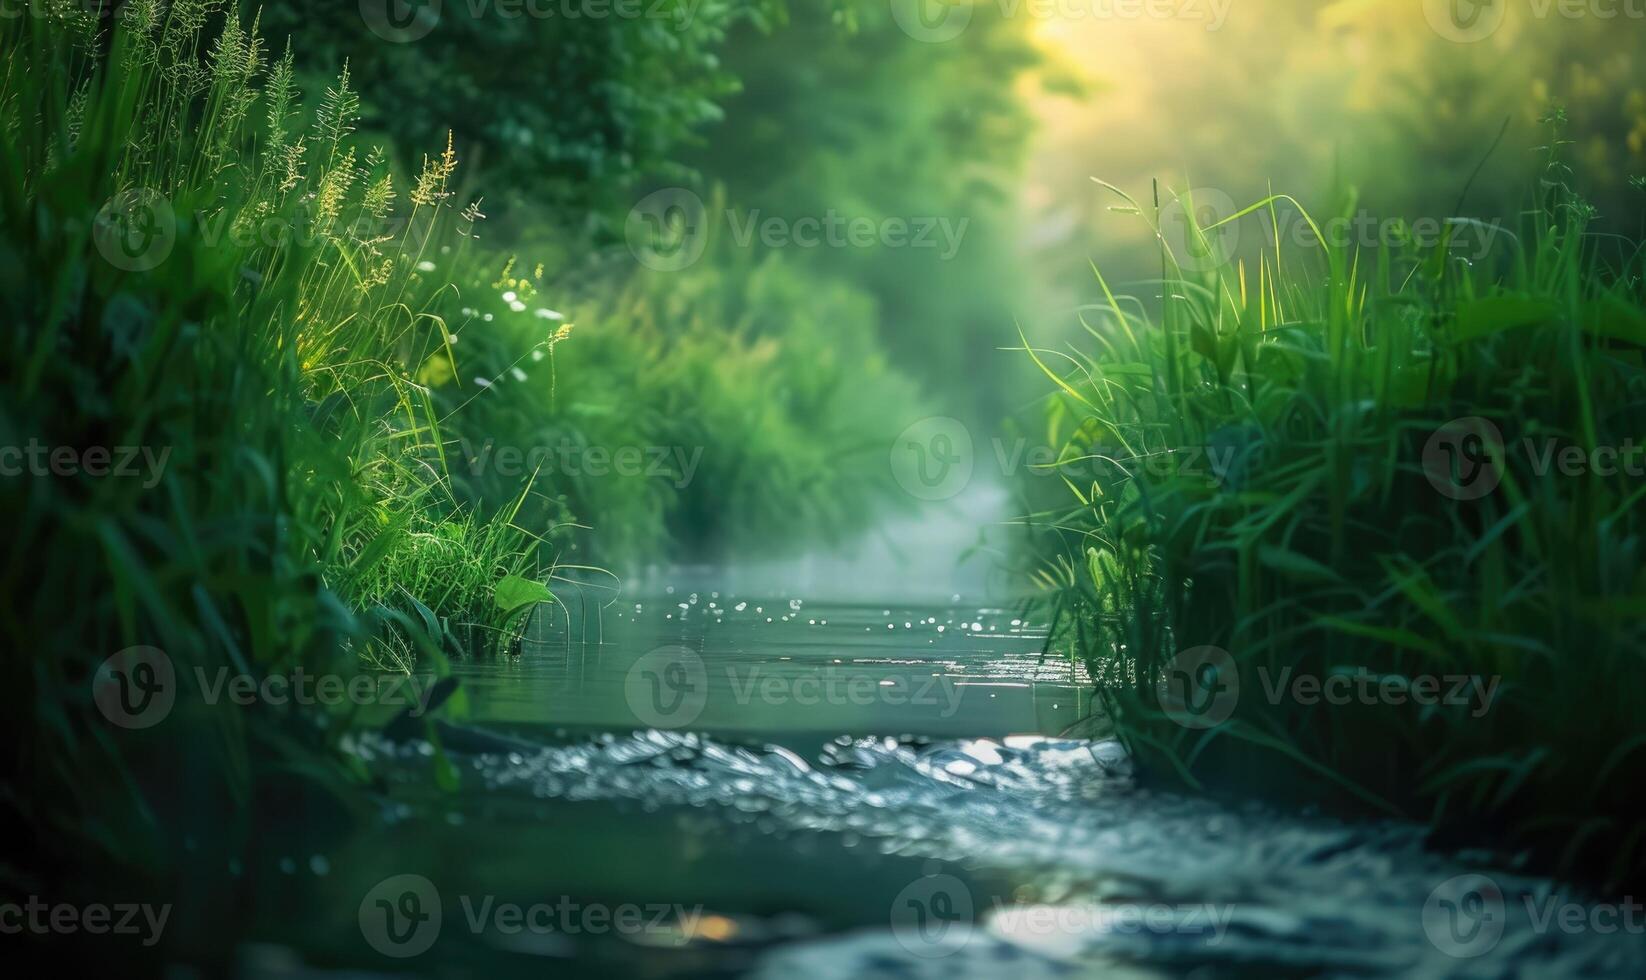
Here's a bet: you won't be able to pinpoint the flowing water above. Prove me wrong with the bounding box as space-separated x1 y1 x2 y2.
234 490 1646 978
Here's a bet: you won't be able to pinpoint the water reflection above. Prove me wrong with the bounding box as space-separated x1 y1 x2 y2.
446 591 1091 740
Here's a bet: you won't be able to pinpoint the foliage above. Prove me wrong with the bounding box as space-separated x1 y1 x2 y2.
260 1 1042 416
256 0 788 223
688 1 1042 415
432 211 923 564
0 5 933 901
0 3 574 895
1024 128 1646 886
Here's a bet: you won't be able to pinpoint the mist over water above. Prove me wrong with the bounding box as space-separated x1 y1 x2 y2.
630 482 1017 605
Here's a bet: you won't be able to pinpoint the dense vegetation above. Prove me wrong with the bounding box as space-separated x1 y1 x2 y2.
257 0 788 222
10 3 1646 970
686 1 1041 415
263 0 1046 417
1025 122 1646 886
0 3 930 913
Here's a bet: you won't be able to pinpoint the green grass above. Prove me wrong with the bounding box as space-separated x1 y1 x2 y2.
0 5 921 902
1024 117 1646 887
0 4 509 889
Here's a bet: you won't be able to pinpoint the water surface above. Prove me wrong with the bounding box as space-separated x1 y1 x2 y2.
225 492 1646 978
219 577 1646 980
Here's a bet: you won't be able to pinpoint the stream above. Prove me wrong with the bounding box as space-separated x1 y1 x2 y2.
233 489 1646 978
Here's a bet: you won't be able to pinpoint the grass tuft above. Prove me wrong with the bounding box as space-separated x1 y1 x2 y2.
1025 117 1646 887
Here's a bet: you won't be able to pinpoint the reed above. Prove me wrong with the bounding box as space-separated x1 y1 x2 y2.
0 5 556 894
1024 116 1646 887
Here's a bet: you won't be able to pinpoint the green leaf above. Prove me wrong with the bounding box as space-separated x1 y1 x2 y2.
1315 615 1449 659
1257 545 1342 583
1583 293 1646 347
1452 295 1557 342
1377 555 1464 640
494 574 552 617
403 590 440 640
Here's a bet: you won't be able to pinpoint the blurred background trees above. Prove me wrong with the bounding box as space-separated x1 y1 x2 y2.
257 0 787 223
249 0 1646 534
1020 1 1646 294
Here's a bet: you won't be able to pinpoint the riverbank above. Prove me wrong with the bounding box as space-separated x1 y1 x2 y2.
0 9 919 909
1021 149 1646 887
